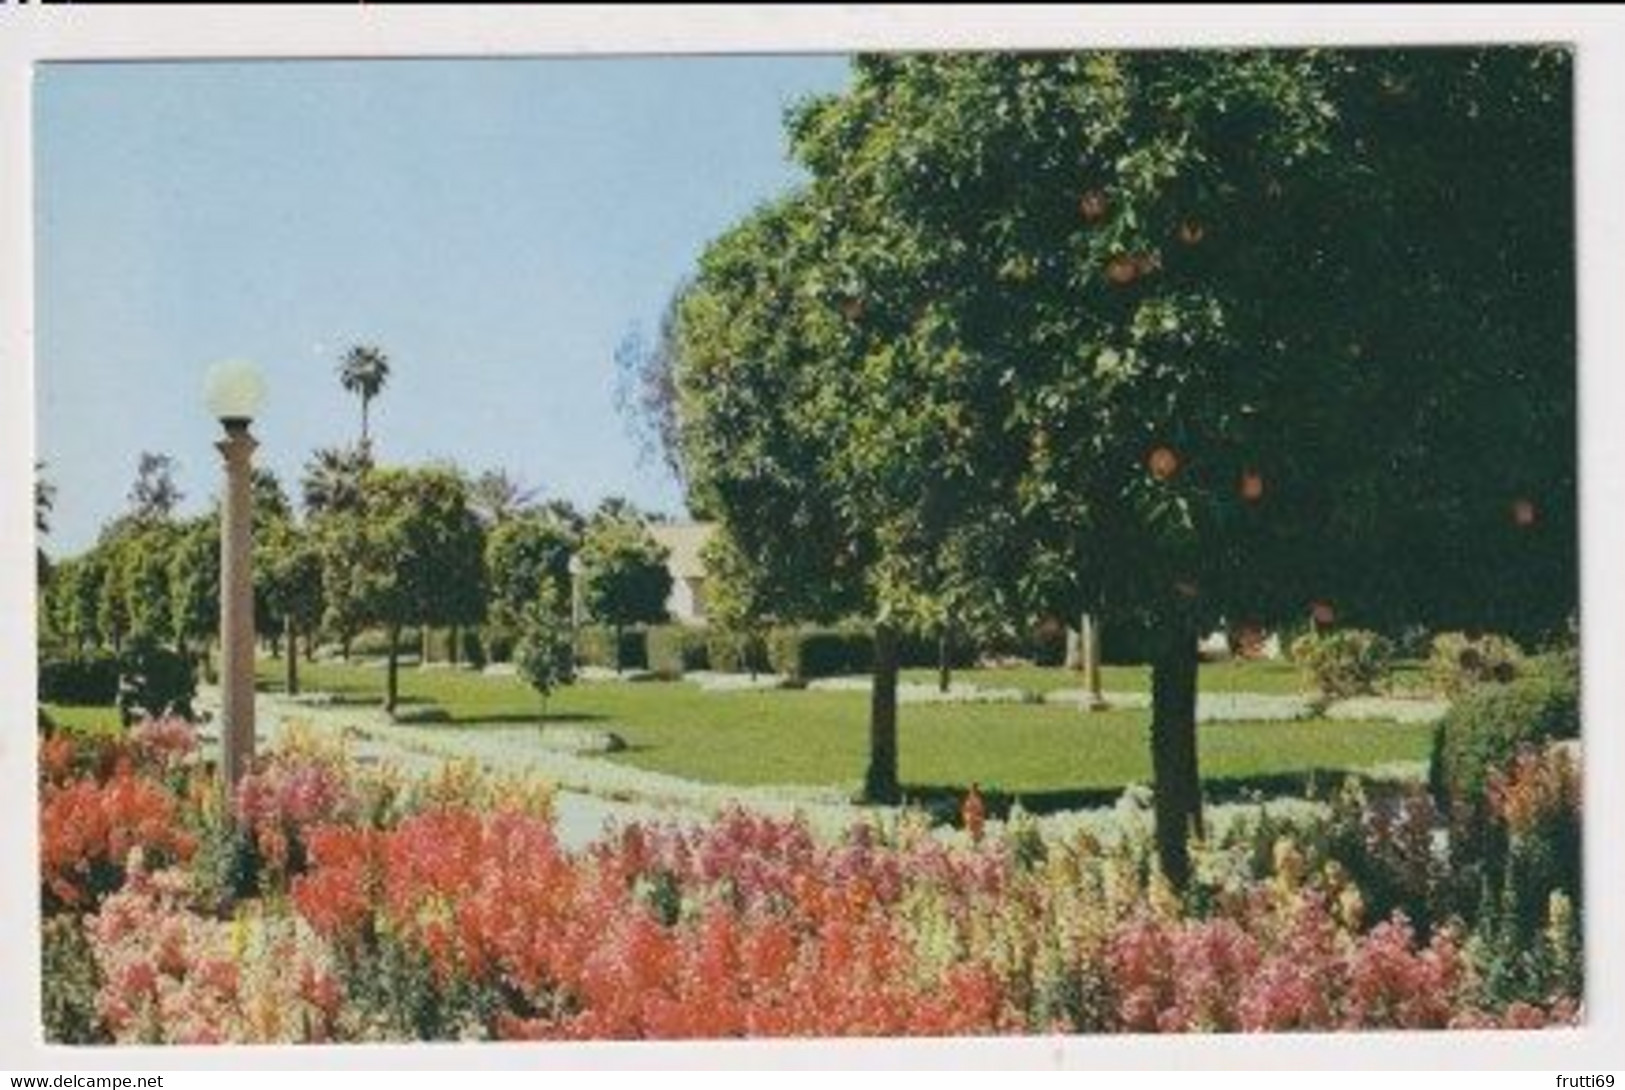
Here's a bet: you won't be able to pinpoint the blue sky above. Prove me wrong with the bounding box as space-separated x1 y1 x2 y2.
35 55 852 554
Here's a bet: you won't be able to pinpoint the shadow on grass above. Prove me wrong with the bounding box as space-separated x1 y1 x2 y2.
901 767 1419 826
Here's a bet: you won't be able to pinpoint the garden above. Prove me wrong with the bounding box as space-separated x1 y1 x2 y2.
38 636 1583 1041
35 46 1581 1044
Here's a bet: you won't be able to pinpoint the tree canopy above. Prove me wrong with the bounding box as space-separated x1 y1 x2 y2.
671 48 1575 878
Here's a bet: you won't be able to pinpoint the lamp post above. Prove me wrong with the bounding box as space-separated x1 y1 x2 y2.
204 359 266 808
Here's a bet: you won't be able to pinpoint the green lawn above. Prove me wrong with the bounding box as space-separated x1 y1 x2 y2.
238 658 1432 800
41 704 122 736
900 659 1305 695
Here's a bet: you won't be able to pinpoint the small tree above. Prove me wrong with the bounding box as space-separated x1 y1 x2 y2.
514 589 576 720
484 514 576 659
578 516 672 672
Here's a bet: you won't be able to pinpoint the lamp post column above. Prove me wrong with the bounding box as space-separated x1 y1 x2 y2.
217 420 258 804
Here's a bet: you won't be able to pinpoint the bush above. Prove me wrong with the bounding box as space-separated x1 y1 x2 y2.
768 625 873 682
1289 629 1394 699
577 625 648 672
1429 632 1525 698
647 625 710 679
706 628 770 675
116 637 196 724
39 651 121 706
1027 618 1069 667
1429 668 1580 819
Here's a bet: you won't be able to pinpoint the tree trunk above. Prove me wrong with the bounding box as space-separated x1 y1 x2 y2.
614 624 624 674
937 624 952 694
304 629 315 662
341 632 352 663
385 623 401 718
421 626 431 665
1081 612 1107 711
450 624 460 667
284 615 299 696
862 620 901 804
1150 619 1203 888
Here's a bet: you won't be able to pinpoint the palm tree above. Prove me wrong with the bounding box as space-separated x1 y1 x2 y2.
338 344 391 450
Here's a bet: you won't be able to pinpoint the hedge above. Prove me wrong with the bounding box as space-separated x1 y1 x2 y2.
577 625 649 672
768 626 873 683
38 651 121 706
705 629 771 675
647 625 710 678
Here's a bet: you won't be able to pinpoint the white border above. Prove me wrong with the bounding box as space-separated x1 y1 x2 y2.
4 4 1623 1072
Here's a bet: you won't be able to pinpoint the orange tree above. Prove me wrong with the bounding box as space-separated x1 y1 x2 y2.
675 49 1575 879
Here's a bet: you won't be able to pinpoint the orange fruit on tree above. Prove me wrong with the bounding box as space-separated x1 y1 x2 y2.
1148 446 1179 480
1078 189 1108 222
1106 256 1140 285
1239 469 1265 502
1177 219 1206 245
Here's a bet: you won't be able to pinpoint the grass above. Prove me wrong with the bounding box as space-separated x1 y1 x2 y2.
899 659 1306 695
41 704 122 736
241 658 1432 797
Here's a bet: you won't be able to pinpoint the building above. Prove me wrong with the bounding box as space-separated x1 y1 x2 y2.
648 521 715 625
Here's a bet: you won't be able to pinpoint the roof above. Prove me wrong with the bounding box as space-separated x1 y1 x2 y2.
648 521 715 581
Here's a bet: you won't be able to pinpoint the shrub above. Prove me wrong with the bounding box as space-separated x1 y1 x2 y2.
42 914 109 1044
767 625 873 682
1289 629 1394 699
705 627 770 675
1429 668 1579 818
577 625 648 672
116 637 196 724
646 625 710 679
1429 632 1525 698
39 651 121 706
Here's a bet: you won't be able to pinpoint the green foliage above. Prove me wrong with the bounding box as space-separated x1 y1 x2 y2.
167 515 219 652
41 916 109 1044
576 625 647 672
514 596 577 714
1429 667 1580 817
1289 629 1395 699
646 625 710 678
768 625 875 683
259 519 325 636
38 650 121 706
483 514 576 655
1428 631 1525 698
578 516 672 637
705 631 770 675
116 635 197 724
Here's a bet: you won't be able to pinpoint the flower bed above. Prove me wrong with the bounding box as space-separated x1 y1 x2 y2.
39 719 1582 1043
